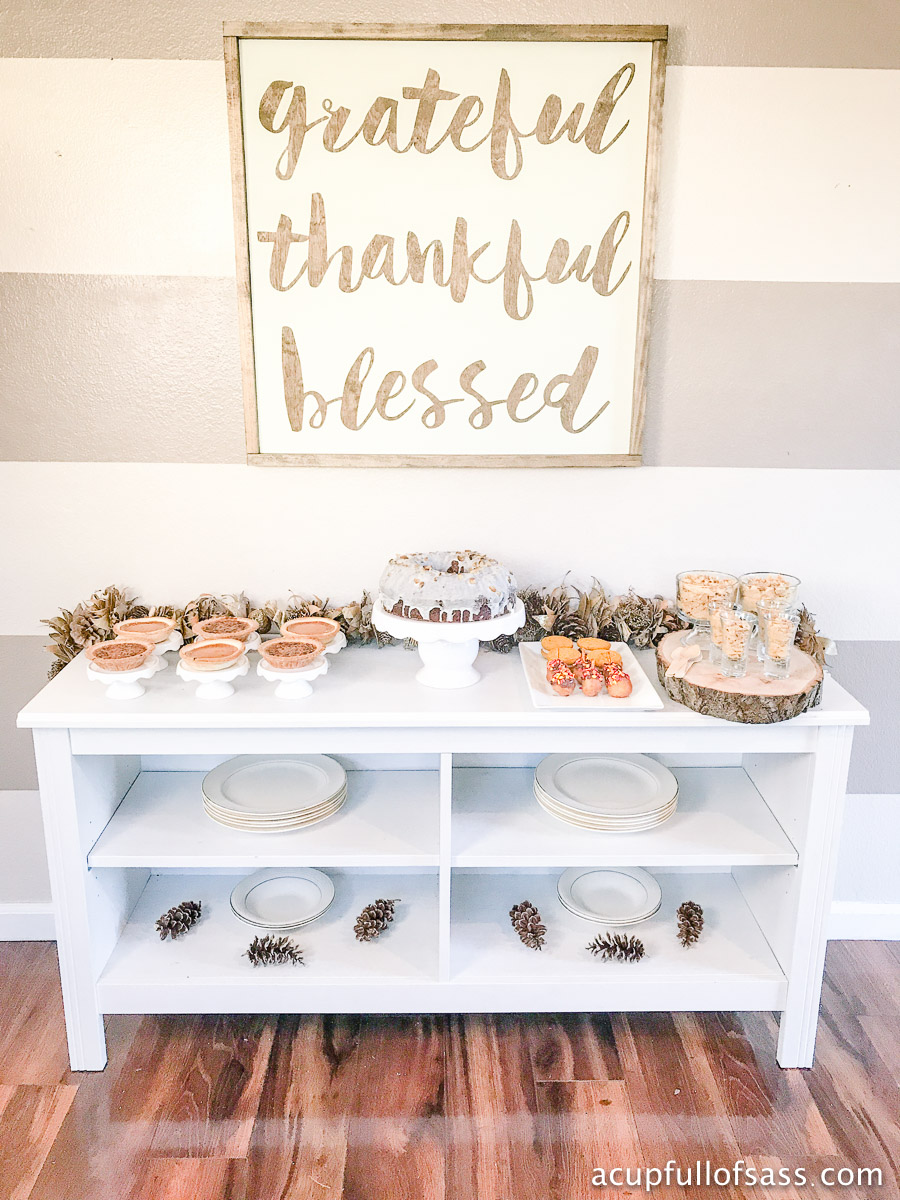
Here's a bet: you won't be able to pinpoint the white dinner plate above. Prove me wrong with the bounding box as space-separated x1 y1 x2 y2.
205 799 347 833
535 793 677 832
535 754 677 818
557 866 662 924
230 867 335 929
203 783 347 820
533 780 678 819
202 755 346 818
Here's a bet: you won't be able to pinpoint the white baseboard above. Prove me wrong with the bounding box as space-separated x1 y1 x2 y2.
828 901 900 941
0 902 55 940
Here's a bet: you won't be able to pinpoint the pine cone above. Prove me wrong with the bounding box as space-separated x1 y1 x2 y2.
509 900 546 950
586 931 645 963
156 899 202 941
795 606 826 667
677 901 704 947
489 633 516 653
553 613 589 642
354 898 400 942
244 934 304 966
515 588 548 644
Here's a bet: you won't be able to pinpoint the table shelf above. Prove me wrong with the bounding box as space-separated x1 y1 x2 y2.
97 870 439 1013
450 871 786 1011
88 769 440 868
451 766 799 867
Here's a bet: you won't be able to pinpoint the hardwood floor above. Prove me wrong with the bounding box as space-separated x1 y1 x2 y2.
0 941 897 1199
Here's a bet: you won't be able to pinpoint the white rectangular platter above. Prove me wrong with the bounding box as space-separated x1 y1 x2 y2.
518 641 664 712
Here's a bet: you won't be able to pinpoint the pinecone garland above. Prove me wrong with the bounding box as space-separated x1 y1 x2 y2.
244 934 305 966
509 900 547 950
354 898 400 941
586 931 645 963
489 633 517 653
155 899 202 940
677 901 704 947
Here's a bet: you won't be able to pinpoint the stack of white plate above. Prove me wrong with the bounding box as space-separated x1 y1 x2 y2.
558 866 662 925
533 753 678 832
231 867 335 929
202 754 347 832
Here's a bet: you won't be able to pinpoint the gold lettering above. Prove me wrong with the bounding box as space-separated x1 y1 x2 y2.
258 82 328 180
281 328 328 431
543 346 605 433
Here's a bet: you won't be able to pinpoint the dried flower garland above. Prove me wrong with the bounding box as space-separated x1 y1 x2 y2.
41 579 825 681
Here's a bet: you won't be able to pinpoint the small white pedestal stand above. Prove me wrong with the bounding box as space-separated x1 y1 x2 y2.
372 599 525 689
176 656 249 699
156 630 184 655
85 655 166 700
257 655 329 699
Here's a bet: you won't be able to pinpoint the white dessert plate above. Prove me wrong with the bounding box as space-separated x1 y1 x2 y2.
203 755 346 818
557 866 662 924
230 867 335 929
518 642 663 711
534 754 677 817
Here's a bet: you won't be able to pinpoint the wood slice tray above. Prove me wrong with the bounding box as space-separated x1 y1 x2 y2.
656 630 823 724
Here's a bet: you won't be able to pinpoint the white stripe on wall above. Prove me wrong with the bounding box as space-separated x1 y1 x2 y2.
0 60 898 281
1 462 897 638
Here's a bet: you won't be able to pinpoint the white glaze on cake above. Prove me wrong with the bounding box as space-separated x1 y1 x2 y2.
379 551 517 623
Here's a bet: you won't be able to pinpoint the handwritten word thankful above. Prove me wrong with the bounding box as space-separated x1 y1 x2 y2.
259 64 636 182
258 194 631 320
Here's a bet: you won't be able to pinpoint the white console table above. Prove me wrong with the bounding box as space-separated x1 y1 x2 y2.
18 644 867 1071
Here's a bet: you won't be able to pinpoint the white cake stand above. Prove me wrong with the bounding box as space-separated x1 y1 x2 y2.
157 630 184 654
257 655 329 699
176 656 249 699
372 598 525 689
85 654 166 700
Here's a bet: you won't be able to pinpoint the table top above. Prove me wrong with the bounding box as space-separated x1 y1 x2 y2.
17 643 869 730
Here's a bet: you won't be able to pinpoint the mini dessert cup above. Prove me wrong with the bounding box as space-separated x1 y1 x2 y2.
113 616 176 644
281 617 341 646
738 573 800 616
195 616 259 642
718 608 756 678
179 638 245 672
258 637 324 670
85 639 154 672
759 607 800 680
676 571 738 649
707 598 735 668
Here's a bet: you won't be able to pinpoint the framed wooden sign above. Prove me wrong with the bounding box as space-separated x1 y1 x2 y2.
225 23 667 466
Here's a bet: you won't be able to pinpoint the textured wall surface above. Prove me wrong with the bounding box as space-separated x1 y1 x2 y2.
0 0 897 916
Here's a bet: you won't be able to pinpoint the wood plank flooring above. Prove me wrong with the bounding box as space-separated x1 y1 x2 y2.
0 940 897 1199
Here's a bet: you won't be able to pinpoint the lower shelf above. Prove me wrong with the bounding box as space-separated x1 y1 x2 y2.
450 871 787 1012
97 871 439 1013
97 866 788 1015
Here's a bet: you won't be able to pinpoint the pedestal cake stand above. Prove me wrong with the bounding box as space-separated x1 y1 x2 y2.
372 598 525 689
256 655 329 699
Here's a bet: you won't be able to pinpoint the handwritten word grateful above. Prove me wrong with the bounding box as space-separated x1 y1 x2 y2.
258 64 636 182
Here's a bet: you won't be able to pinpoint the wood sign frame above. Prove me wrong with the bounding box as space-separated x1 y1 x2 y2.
225 23 667 467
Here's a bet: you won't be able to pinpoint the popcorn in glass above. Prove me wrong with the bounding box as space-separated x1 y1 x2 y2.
707 597 735 668
738 572 800 615
759 607 800 680
718 608 756 678
676 571 738 649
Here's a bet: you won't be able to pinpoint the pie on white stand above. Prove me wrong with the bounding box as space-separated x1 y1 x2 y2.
85 654 166 700
256 654 329 699
372 598 525 689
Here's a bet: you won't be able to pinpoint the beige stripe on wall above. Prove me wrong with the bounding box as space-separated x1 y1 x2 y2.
2 0 899 66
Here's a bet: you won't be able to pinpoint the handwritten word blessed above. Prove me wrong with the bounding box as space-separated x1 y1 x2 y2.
259 64 636 181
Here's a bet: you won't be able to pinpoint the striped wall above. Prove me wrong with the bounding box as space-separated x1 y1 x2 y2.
0 0 898 935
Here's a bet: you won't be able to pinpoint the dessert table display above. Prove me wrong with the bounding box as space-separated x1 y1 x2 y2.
19 637 867 1072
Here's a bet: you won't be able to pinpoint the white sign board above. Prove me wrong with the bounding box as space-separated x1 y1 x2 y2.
226 25 667 465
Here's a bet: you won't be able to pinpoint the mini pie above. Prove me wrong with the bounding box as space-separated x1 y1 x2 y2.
114 616 176 644
85 639 153 673
196 616 259 642
259 637 324 670
179 638 245 672
281 617 341 646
